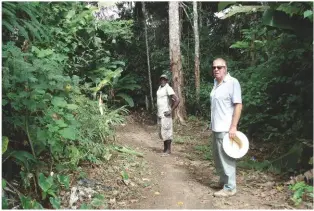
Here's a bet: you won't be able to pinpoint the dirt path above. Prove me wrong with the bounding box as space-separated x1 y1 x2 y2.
115 116 293 209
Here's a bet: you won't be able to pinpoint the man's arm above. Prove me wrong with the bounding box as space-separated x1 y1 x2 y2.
229 103 242 138
164 94 180 117
171 94 180 111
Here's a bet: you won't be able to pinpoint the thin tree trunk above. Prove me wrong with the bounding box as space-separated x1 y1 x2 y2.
193 1 200 106
169 1 186 124
199 2 202 29
142 2 154 110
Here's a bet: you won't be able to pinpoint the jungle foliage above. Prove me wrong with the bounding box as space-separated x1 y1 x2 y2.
1 1 313 209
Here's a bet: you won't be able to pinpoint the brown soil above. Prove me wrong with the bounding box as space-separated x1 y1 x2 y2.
112 115 300 209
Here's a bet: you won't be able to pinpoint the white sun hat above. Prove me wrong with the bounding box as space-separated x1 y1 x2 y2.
223 131 249 159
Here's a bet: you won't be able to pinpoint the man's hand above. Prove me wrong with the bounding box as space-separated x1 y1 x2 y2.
229 125 237 139
164 111 172 117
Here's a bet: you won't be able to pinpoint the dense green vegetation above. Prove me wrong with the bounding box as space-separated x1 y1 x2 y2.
2 1 313 209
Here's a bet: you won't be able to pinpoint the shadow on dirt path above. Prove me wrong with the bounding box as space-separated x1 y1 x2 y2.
115 116 294 209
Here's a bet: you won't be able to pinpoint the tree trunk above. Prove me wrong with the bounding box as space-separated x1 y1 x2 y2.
169 1 186 124
199 2 202 29
142 2 154 110
193 1 200 106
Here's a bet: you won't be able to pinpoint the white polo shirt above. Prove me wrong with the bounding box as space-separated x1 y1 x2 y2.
210 73 242 132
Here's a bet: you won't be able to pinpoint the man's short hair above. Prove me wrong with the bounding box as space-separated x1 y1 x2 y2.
213 58 227 68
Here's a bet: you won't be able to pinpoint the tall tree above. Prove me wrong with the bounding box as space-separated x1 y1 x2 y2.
142 2 154 110
193 1 200 107
169 1 187 123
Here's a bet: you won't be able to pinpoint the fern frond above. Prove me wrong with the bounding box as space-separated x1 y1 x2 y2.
2 7 16 17
2 20 15 33
12 20 29 39
21 20 41 41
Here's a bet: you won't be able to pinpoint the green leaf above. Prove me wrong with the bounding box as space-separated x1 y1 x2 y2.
111 60 125 66
47 189 57 198
218 2 236 12
52 97 68 107
91 194 106 207
121 170 129 180
59 127 77 140
2 196 8 209
2 136 9 154
55 119 68 128
66 104 78 110
38 173 54 193
2 99 8 106
116 93 134 107
2 178 7 189
57 175 70 189
20 196 44 209
230 41 250 49
304 10 313 19
262 9 294 30
10 150 37 165
80 203 92 209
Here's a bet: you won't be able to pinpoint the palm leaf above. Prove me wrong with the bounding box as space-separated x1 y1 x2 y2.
117 84 141 91
22 20 42 41
2 7 16 17
2 20 15 33
116 93 134 107
12 20 29 39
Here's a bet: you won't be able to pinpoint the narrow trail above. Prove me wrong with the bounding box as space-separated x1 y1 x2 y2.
115 116 290 209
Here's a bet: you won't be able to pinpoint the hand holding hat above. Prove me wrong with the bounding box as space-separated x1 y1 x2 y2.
223 131 249 159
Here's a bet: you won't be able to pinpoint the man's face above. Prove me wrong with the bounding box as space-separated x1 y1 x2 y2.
160 78 167 87
212 60 227 81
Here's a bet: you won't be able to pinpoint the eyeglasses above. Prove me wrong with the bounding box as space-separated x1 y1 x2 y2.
212 66 225 70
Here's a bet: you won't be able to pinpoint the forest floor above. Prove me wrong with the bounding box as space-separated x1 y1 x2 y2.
76 112 312 209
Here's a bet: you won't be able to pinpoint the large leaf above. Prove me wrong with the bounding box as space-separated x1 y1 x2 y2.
217 5 270 19
262 9 294 30
51 97 68 107
59 127 77 140
2 136 9 154
57 175 70 189
66 104 78 110
217 2 236 12
116 93 134 107
230 41 250 49
2 178 7 189
10 150 38 167
49 197 61 209
38 173 54 193
304 10 313 21
20 196 44 209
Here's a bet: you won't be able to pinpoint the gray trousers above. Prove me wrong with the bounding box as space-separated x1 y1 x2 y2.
212 132 236 190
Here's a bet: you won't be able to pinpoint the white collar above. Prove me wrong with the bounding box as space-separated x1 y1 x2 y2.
214 73 231 86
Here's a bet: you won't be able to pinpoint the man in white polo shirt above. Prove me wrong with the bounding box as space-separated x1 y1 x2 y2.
157 74 180 155
210 58 242 197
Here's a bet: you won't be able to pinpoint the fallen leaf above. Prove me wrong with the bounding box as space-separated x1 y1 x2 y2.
177 201 184 206
130 199 138 203
109 198 116 204
276 185 284 191
113 190 119 196
117 201 126 206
